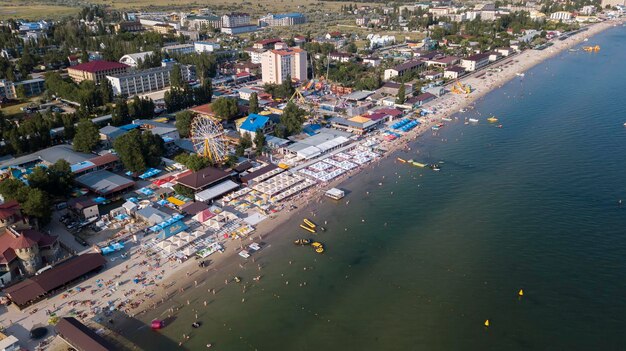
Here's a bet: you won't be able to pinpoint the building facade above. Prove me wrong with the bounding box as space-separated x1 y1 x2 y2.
460 53 490 71
107 63 195 96
259 13 306 27
67 61 129 84
222 13 251 27
0 78 45 99
162 43 195 55
261 48 308 84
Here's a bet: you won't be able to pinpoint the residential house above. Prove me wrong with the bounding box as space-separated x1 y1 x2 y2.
406 92 436 107
384 60 424 80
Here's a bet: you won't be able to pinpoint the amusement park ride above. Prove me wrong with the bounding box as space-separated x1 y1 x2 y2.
190 116 229 163
451 81 471 94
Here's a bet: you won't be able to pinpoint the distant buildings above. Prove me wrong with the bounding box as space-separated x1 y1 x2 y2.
601 0 626 7
221 13 258 34
0 78 45 99
367 34 395 49
194 41 221 53
67 60 129 84
550 11 572 21
259 13 306 27
162 43 195 55
261 48 308 84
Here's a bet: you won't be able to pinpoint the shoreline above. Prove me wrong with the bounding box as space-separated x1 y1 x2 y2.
1 18 619 351
126 19 620 319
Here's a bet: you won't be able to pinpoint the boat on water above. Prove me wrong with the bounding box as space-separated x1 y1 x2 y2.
311 242 325 254
239 250 250 259
411 161 426 168
234 276 242 283
431 125 440 131
441 117 452 122
294 239 312 245
303 219 316 228
459 108 468 113
516 72 525 77
429 164 441 171
397 157 407 163
487 116 498 123
300 224 316 233
568 48 578 52
468 118 479 123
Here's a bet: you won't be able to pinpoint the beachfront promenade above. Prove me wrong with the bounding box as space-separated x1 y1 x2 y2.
0 18 620 350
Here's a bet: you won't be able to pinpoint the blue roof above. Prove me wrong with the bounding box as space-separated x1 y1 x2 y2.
275 13 305 19
240 114 270 132
303 124 322 136
120 124 140 131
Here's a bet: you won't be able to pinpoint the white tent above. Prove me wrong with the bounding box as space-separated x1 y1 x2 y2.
182 246 197 256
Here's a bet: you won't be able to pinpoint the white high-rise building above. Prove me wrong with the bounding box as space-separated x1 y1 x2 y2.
261 48 307 84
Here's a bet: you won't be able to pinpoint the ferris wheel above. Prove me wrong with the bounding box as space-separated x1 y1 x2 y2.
189 116 228 163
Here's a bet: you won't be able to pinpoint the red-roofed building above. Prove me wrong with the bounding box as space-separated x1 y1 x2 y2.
67 60 129 84
0 200 28 231
253 38 282 50
0 226 60 285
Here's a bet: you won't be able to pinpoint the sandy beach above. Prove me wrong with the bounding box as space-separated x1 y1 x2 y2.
1 18 621 351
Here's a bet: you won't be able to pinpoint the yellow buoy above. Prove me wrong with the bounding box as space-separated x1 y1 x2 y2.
484 319 490 327
518 289 524 297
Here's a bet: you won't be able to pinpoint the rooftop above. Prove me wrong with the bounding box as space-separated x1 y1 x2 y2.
55 317 114 351
464 53 491 61
5 253 106 306
392 60 424 72
176 167 230 190
69 60 128 73
0 144 93 169
75 170 135 196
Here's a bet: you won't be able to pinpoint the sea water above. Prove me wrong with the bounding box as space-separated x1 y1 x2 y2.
127 26 626 350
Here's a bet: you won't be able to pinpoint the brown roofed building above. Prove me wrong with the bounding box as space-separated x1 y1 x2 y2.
176 166 230 192
0 200 28 231
67 60 129 84
55 317 114 351
5 253 106 308
0 226 59 285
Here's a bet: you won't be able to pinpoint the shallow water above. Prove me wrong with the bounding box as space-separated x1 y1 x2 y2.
128 26 626 350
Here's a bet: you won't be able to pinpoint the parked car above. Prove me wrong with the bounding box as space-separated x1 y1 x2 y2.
74 236 88 247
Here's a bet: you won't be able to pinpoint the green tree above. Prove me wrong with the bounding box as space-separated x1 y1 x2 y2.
113 129 145 173
99 80 113 104
73 119 100 152
249 92 260 114
170 64 184 88
175 111 194 137
212 97 238 120
112 98 130 126
275 101 306 137
0 178 25 201
174 153 211 171
396 84 406 104
254 129 265 156
21 188 52 226
15 85 27 99
113 129 165 173
235 132 252 157
173 183 194 198
280 75 295 99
